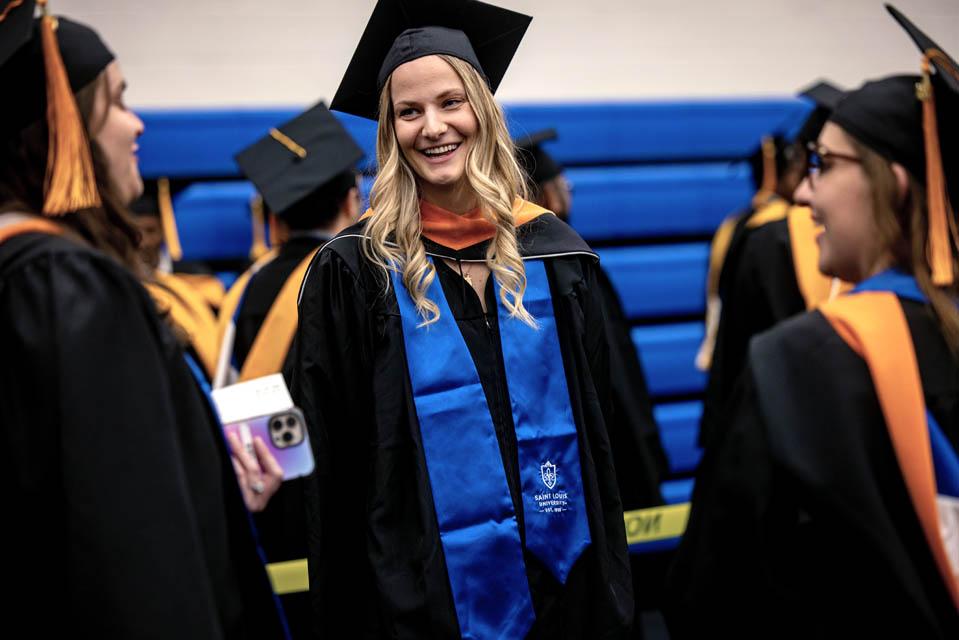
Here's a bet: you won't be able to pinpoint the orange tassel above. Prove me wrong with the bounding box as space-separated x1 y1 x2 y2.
751 136 778 209
249 195 269 259
38 2 101 216
917 57 954 286
157 177 183 261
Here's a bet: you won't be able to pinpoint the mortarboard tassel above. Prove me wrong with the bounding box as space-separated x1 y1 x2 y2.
249 195 269 259
157 177 183 261
917 54 955 286
37 0 101 215
751 136 778 209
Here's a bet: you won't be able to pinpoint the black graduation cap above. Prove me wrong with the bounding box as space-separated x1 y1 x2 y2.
0 3 114 139
330 0 532 121
0 1 113 214
831 5 959 285
831 7 958 196
234 101 365 216
514 129 563 186
795 80 845 144
0 0 35 69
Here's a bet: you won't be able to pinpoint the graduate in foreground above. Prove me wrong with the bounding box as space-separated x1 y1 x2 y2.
290 0 633 637
0 1 287 636
665 5 959 638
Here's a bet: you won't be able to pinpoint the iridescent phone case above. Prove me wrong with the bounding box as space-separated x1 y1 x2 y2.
223 407 314 480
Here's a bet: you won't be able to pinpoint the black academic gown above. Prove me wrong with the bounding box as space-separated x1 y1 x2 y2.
0 231 287 639
665 299 959 638
594 267 668 633
235 234 326 640
699 214 805 450
290 214 634 639
595 266 667 503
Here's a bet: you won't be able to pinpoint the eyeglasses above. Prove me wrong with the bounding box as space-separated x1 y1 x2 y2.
805 142 863 186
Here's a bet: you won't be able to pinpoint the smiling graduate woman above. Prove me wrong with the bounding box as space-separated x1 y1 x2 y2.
665 6 959 639
0 1 287 637
289 1 634 638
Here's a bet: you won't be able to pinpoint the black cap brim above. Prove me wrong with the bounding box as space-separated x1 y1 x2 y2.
0 12 114 139
795 80 845 144
0 0 35 68
797 80 845 112
234 101 365 215
330 0 532 121
886 4 959 203
886 4 959 94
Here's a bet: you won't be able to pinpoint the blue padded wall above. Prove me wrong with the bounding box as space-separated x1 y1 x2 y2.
174 181 257 261
632 323 706 397
569 163 753 241
598 245 708 319
654 402 704 475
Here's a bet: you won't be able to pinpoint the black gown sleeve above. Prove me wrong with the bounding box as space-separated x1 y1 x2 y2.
289 247 378 636
556 256 635 630
1 249 227 638
595 266 667 505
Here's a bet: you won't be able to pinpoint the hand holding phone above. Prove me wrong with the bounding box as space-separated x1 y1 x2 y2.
212 375 316 483
227 431 283 512
222 408 315 481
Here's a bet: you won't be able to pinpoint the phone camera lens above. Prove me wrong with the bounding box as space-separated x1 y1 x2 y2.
271 420 283 431
286 417 296 428
282 431 294 443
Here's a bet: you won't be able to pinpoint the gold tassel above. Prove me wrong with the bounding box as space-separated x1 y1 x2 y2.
249 195 269 259
917 56 953 286
157 177 183 261
38 0 101 215
269 128 307 159
751 136 778 209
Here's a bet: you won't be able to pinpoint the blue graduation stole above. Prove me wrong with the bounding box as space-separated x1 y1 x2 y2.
852 270 959 499
392 259 591 639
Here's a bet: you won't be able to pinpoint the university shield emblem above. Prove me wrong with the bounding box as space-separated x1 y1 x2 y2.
541 460 558 490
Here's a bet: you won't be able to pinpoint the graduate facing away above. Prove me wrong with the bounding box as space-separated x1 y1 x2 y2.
290 0 633 637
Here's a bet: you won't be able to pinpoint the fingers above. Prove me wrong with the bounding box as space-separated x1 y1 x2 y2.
253 437 284 479
227 432 285 512
227 431 262 476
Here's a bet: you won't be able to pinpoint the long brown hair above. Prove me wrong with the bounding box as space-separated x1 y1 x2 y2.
0 70 143 275
852 138 959 353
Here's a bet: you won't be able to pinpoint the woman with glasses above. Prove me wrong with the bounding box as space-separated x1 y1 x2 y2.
665 6 959 638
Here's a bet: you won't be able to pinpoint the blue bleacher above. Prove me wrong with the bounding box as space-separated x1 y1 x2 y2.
569 163 753 241
598 245 708 319
142 98 813 510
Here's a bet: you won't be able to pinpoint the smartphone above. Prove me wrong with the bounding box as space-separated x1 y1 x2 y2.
223 408 314 480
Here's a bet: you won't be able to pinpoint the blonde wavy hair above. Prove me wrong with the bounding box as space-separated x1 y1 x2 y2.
362 54 534 327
